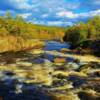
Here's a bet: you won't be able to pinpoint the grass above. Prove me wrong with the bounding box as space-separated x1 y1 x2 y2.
0 36 45 53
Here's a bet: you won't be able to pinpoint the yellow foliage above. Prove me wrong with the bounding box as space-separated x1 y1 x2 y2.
0 36 45 52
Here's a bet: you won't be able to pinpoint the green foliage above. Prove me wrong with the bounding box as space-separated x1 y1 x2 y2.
63 16 100 46
5 11 13 20
0 12 65 52
0 12 65 40
0 11 100 53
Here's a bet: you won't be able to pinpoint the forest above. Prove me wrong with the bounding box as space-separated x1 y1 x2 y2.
0 12 65 52
0 12 100 54
63 16 100 46
63 16 100 56
0 12 65 40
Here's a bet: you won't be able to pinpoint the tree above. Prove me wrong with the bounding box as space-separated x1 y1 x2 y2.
5 11 13 20
63 16 100 47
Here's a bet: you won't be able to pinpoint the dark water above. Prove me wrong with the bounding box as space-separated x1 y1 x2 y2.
44 41 70 51
0 41 99 100
43 41 74 62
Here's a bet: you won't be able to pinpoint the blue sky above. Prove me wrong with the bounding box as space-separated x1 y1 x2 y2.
0 0 100 27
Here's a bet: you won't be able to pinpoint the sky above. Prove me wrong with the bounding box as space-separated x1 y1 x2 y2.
0 0 100 27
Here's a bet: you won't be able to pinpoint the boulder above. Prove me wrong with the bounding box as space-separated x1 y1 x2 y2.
54 58 66 64
65 62 79 71
16 61 32 67
60 48 70 53
31 65 53 86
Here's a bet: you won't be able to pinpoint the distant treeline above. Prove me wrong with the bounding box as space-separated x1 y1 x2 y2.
0 12 100 43
0 12 65 40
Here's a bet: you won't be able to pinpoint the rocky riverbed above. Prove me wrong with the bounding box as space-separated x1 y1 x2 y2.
0 41 100 100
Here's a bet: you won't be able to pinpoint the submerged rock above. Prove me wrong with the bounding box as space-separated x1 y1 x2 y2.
68 75 86 88
51 79 73 90
81 78 100 92
78 62 100 74
51 92 80 100
16 61 32 67
78 89 100 100
44 59 54 68
3 71 15 76
65 62 79 71
54 58 66 63
33 58 45 64
54 58 66 66
31 65 53 86
88 70 100 77
43 53 55 62
60 48 70 53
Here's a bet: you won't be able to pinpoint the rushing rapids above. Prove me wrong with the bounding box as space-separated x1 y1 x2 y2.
0 41 100 100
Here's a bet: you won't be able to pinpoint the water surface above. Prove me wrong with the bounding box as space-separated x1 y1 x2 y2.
44 41 70 51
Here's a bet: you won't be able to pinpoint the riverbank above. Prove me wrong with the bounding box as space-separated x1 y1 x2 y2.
0 36 45 53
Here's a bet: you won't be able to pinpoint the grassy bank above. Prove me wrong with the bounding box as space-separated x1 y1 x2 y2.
0 36 44 53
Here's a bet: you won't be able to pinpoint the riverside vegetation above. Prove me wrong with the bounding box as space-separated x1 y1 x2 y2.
63 16 100 56
0 12 100 100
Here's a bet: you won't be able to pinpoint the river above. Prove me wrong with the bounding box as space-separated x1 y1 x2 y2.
43 41 100 63
0 41 100 100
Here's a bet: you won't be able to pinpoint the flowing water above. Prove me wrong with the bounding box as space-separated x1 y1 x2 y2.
0 41 100 100
44 41 70 51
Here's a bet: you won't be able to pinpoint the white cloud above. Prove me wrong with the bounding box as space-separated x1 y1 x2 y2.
18 13 32 19
93 0 100 5
9 0 33 10
77 9 100 18
57 11 77 18
57 9 100 19
41 14 49 18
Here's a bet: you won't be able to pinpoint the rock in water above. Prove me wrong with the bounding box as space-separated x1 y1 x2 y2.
60 48 70 53
51 92 80 100
16 61 32 67
54 58 66 65
31 65 53 86
65 62 79 70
